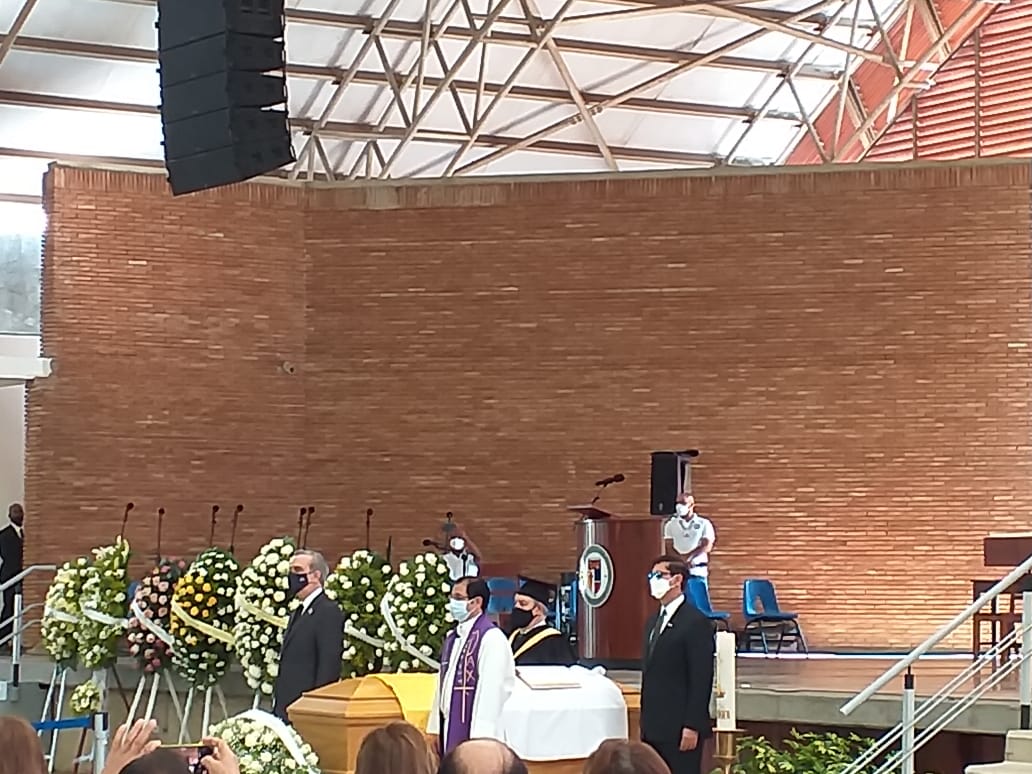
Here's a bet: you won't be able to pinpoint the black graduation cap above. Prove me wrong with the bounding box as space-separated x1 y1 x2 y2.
516 577 557 607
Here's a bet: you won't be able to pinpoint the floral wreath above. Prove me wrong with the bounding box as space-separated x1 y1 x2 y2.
324 550 393 678
41 557 90 668
379 552 452 673
128 558 189 674
234 537 298 697
170 548 240 689
209 709 319 774
78 538 132 670
69 678 102 717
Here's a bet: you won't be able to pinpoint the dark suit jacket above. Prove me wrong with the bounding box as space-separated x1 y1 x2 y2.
640 598 715 743
273 591 344 721
0 525 23 582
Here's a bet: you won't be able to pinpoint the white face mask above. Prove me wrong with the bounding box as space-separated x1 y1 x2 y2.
675 503 690 518
649 576 671 599
449 537 466 552
448 598 471 622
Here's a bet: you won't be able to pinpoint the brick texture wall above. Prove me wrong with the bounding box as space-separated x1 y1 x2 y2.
27 160 1032 649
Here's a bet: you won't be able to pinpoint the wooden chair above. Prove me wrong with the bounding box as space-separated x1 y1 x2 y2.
972 578 1020 658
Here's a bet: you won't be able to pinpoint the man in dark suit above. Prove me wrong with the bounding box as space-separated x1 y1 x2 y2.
0 503 25 649
273 549 344 723
640 554 715 774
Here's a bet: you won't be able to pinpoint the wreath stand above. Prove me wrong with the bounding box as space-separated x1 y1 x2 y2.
125 670 188 736
176 683 231 743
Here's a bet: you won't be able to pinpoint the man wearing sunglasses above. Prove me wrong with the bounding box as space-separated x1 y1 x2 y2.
639 556 715 774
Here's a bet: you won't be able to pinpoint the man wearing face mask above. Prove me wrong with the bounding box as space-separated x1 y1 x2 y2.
427 577 516 755
662 494 715 588
441 528 481 582
272 549 344 724
640 555 715 774
507 580 577 667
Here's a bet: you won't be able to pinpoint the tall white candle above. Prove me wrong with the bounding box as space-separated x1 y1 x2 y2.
714 631 737 731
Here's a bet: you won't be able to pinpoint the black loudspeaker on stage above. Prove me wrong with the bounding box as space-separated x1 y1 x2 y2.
649 450 698 516
156 0 295 196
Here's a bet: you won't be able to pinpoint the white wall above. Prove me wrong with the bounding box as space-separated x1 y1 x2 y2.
0 333 38 513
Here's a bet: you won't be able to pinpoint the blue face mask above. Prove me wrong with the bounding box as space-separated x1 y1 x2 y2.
448 598 471 622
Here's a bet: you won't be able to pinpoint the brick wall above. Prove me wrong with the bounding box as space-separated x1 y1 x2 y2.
27 160 1032 649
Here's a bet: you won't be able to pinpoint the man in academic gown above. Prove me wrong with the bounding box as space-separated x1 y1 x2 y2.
508 580 577 667
427 577 516 755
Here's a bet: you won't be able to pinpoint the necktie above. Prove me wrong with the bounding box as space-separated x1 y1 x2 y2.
648 609 666 657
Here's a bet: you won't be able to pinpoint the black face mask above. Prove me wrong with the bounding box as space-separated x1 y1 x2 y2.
511 608 534 630
287 572 308 597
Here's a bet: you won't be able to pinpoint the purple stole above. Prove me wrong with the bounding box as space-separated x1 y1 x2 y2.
439 613 497 754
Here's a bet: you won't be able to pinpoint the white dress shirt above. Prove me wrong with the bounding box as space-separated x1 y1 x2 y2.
427 613 515 742
300 586 323 615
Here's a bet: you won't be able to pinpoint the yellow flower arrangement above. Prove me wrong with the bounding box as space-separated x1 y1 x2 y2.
170 548 239 689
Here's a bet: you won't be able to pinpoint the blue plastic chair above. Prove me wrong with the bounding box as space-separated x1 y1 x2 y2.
485 577 518 619
741 578 807 655
684 577 731 631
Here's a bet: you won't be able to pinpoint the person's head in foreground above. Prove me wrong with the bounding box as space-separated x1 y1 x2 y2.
583 740 671 774
438 739 528 774
447 576 490 624
0 715 46 774
355 721 436 774
648 555 687 605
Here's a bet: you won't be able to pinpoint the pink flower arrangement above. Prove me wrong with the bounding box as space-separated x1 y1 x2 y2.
127 558 189 674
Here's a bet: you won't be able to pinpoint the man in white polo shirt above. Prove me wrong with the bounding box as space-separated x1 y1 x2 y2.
662 494 715 588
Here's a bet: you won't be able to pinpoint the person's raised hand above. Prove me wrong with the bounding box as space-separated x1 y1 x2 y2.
101 719 159 774
200 736 240 774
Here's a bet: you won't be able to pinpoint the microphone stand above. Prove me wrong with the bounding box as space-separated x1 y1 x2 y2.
155 507 165 563
296 507 307 545
120 502 134 540
365 508 373 552
302 506 314 548
208 505 220 548
229 504 243 555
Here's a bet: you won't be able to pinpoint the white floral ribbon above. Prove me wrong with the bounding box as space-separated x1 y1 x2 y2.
43 605 81 624
237 709 318 773
130 599 175 647
343 622 388 649
171 600 235 645
378 592 441 670
235 593 289 629
81 600 130 629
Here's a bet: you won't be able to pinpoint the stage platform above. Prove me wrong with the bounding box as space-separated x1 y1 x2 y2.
1 652 1021 736
614 653 1021 736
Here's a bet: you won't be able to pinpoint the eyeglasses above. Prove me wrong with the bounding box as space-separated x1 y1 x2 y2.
647 571 671 580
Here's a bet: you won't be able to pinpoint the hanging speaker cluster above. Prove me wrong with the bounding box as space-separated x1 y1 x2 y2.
156 0 296 196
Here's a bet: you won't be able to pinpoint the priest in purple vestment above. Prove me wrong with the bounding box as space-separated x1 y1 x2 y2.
427 576 516 755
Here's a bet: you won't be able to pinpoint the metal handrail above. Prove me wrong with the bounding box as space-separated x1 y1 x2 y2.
841 552 1032 715
842 620 1029 774
0 564 57 593
872 645 1031 774
0 603 44 648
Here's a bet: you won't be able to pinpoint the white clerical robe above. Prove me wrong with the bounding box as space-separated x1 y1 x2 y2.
427 614 516 743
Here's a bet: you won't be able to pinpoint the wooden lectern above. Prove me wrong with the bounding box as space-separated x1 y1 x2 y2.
570 506 664 667
984 533 1032 567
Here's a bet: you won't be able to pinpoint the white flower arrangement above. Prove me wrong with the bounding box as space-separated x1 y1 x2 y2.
209 710 320 774
324 550 393 678
69 678 102 716
41 557 91 667
380 552 452 673
170 548 240 689
235 537 298 696
128 558 190 674
78 538 132 670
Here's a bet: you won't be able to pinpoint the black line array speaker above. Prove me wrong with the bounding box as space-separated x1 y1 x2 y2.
649 451 689 517
156 0 295 196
